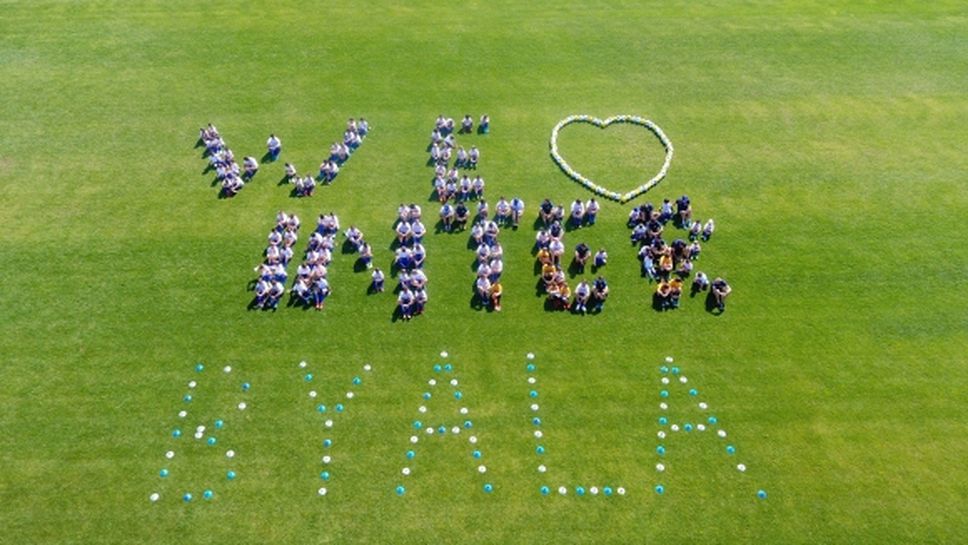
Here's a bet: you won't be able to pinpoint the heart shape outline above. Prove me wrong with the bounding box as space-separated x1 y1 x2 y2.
550 115 674 204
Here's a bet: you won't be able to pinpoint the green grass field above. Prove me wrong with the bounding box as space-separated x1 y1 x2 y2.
1 1 967 543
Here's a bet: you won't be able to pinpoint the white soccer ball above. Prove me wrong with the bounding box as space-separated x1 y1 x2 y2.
558 486 567 495
309 390 318 398
325 419 333 428
527 353 535 360
451 426 460 434
317 487 327 496
223 365 232 373
661 377 669 385
194 431 203 440
478 465 487 474
188 381 196 389
717 430 727 438
226 450 235 459
402 467 411 476
363 364 372 372
617 487 626 495
346 392 354 399
459 407 469 415
670 424 679 432
299 361 308 369
530 404 539 412
149 492 160 502
448 379 457 387
425 427 434 434
469 436 478 444
659 402 668 410
534 430 543 439
657 431 666 439
322 455 331 464
698 402 708 410
656 463 665 472
237 402 247 410
178 411 187 418
590 486 599 495
679 376 687 384
440 351 448 358
537 464 546 473
196 425 205 433
737 464 746 472
696 424 706 431
428 379 437 386
418 406 427 413
664 356 674 363
409 435 419 444
165 450 175 459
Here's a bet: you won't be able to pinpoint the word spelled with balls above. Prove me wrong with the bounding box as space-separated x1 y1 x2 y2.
149 354 767 504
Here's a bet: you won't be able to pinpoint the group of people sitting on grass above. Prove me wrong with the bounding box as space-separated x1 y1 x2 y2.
432 114 489 140
628 195 730 311
199 124 256 198
433 170 486 203
279 117 368 197
287 213 347 310
533 199 609 313
252 211 300 310
393 204 430 320
469 212 506 312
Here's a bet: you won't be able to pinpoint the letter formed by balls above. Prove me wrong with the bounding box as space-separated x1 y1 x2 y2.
654 357 767 499
298 359 374 498
394 352 493 497
148 362 249 504
524 352 627 498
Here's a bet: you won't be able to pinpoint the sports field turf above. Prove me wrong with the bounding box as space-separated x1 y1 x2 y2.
1 1 966 543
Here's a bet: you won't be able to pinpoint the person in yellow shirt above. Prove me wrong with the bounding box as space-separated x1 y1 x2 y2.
668 277 683 309
490 282 503 311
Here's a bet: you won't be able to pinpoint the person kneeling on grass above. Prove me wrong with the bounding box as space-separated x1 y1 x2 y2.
284 162 297 180
291 277 311 305
692 271 710 292
253 278 270 309
243 156 259 178
712 277 731 311
398 288 415 321
371 268 385 293
702 219 715 241
476 275 492 306
266 280 285 310
573 280 591 314
593 248 608 269
656 280 671 310
573 242 591 273
266 134 282 161
668 277 683 309
489 281 503 311
592 276 609 312
312 277 330 311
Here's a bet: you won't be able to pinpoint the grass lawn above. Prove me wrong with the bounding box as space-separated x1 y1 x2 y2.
1 1 966 543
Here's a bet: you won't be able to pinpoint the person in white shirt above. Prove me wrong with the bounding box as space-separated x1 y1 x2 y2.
266 134 282 161
284 162 297 180
475 275 492 304
585 198 600 226
253 279 270 309
472 176 485 199
593 248 608 270
574 280 591 314
510 197 525 228
313 277 331 310
701 219 715 241
495 197 511 226
570 199 585 229
243 157 259 179
371 268 385 293
267 280 285 310
468 146 480 168
440 203 455 232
